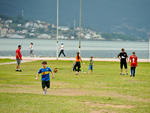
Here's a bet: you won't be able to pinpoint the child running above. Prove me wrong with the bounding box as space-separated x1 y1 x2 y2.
74 52 82 75
88 56 94 73
129 52 138 77
35 61 54 95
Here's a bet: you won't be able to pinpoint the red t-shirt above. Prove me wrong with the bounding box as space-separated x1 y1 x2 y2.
129 55 138 67
16 49 22 59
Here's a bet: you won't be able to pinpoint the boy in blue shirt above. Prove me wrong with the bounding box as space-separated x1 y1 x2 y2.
35 61 54 95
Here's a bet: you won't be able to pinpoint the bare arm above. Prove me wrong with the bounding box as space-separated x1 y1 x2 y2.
126 57 129 63
117 53 120 59
118 55 121 59
35 73 39 80
128 57 131 63
51 71 55 79
80 57 83 63
81 59 83 63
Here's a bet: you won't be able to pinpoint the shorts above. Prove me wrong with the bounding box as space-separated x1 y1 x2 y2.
120 61 127 69
42 80 50 89
74 62 81 72
16 59 21 65
88 65 93 70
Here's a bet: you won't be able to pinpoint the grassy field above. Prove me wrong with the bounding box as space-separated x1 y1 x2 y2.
0 58 15 63
0 59 150 113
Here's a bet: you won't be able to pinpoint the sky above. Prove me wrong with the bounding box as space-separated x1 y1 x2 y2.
0 0 150 32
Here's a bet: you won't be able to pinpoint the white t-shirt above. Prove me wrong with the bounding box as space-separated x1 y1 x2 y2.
29 45 33 50
60 45 64 50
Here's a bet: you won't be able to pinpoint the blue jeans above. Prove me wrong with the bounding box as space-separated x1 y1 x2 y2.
130 67 136 77
88 65 93 70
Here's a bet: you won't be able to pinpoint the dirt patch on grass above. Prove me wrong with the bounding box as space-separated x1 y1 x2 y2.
0 87 91 96
84 101 134 113
49 88 90 96
0 84 38 88
0 81 69 89
51 81 70 88
0 84 149 103
98 91 150 103
90 110 115 113
84 101 134 109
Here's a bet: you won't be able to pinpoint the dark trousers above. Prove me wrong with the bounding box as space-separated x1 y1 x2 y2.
73 62 81 72
130 67 136 77
30 50 34 56
58 50 66 57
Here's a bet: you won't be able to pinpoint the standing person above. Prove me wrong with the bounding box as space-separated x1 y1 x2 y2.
58 43 66 57
35 61 54 95
88 56 94 73
29 42 34 57
16 45 22 72
117 48 128 75
74 52 82 75
129 52 138 77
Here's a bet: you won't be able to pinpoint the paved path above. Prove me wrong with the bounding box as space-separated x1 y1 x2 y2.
0 56 149 65
0 60 32 65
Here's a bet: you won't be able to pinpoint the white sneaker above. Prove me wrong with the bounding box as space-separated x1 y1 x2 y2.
43 90 47 95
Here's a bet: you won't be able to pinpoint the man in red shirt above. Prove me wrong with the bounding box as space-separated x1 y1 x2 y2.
129 52 138 77
16 45 22 72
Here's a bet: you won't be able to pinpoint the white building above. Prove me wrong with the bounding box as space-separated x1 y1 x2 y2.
37 34 51 39
7 34 25 39
59 26 69 31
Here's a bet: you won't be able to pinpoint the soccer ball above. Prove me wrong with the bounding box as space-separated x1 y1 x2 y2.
53 68 58 73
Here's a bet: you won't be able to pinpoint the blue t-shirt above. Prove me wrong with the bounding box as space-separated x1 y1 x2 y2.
38 67 52 81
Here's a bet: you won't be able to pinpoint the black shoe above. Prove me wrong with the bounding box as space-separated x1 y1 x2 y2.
16 69 19 71
18 70 22 72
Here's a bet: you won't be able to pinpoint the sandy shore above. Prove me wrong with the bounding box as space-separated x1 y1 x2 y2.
0 56 149 62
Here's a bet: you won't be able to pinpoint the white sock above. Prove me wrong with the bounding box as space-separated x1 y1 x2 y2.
43 89 47 95
45 90 47 94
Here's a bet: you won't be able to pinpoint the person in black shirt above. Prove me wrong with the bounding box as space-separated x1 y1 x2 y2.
117 48 128 75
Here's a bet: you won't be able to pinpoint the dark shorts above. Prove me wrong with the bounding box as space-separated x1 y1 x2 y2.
88 65 93 70
16 59 21 65
42 80 50 89
120 61 127 69
74 62 81 72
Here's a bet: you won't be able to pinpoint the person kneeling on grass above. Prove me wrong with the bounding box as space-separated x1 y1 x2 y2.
129 52 138 77
35 61 54 95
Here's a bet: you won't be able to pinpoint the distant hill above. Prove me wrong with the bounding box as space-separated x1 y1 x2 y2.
0 0 149 41
0 14 148 41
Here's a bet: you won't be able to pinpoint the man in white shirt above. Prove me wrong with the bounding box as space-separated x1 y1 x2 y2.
58 43 66 57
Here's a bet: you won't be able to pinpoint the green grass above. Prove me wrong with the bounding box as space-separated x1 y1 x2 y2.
0 59 150 113
0 58 15 63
